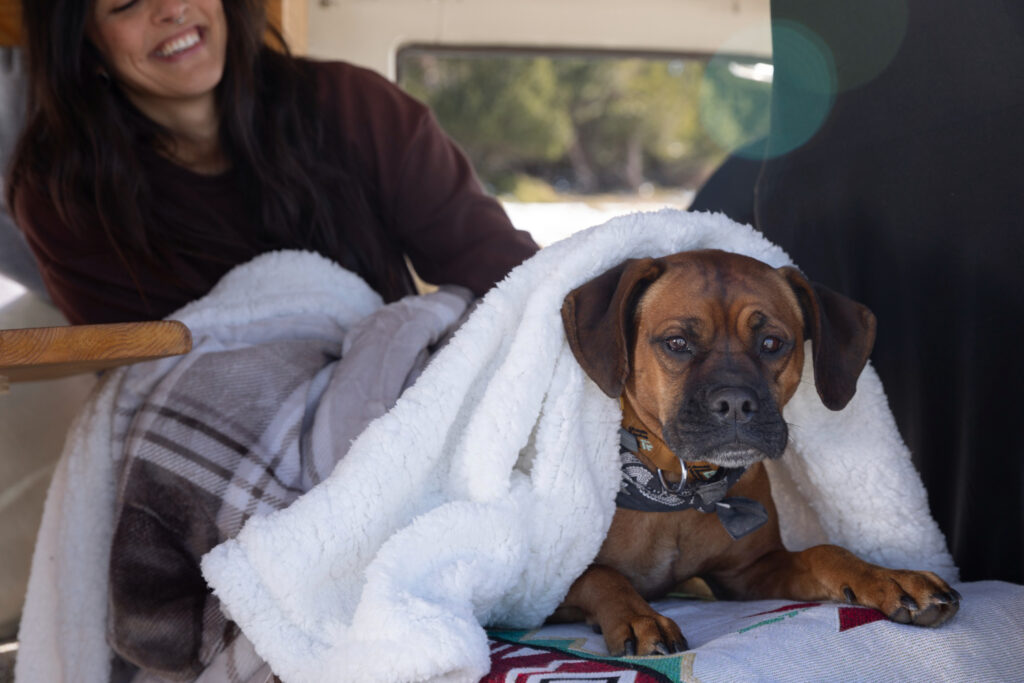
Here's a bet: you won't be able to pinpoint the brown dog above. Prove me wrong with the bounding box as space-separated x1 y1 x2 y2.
554 249 960 656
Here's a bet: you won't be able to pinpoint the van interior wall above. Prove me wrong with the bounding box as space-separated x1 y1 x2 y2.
305 0 772 76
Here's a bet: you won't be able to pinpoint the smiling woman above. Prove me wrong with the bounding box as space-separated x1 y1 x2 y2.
0 0 301 46
87 0 229 172
6 0 536 327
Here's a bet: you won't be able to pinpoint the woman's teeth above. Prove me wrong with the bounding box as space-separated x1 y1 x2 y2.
157 29 200 57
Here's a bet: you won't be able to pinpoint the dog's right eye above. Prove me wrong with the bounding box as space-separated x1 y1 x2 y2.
663 336 691 355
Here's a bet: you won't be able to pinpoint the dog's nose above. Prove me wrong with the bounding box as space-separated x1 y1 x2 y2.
707 387 759 424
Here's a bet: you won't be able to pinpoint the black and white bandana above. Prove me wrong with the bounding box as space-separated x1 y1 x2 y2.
615 428 770 540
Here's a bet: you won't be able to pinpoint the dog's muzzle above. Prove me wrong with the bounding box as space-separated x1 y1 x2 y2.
664 384 789 467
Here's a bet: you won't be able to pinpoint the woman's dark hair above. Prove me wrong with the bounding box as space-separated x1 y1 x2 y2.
7 0 409 306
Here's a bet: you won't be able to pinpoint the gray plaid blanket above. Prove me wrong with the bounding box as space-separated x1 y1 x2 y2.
107 287 472 681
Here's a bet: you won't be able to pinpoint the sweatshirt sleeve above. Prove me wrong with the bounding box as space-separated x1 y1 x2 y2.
12 183 153 325
324 62 539 295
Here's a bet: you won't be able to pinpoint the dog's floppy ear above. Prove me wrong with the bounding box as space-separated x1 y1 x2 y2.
780 267 877 410
561 258 665 398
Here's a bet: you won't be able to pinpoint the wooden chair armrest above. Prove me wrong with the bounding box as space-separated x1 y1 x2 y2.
0 320 192 385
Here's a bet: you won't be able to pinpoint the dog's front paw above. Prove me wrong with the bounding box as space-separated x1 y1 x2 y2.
595 605 688 656
844 569 961 627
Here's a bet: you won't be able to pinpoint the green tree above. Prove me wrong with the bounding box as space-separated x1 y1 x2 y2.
401 54 574 189
554 58 718 191
399 51 771 195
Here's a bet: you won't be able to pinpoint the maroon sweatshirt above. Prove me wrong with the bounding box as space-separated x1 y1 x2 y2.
13 60 538 325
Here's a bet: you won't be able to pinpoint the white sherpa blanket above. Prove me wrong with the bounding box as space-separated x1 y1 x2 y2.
17 210 958 683
203 210 956 680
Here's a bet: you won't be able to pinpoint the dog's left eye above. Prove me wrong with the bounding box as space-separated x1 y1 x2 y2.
664 336 691 355
761 336 785 354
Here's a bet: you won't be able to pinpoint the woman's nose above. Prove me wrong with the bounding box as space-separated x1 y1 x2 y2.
153 0 189 25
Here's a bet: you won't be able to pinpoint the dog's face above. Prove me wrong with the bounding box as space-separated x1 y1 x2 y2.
562 249 876 469
627 252 807 466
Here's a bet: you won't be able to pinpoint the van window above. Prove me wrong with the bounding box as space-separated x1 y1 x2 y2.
397 47 771 245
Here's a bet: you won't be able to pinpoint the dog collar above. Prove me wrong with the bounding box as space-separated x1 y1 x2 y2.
615 409 770 540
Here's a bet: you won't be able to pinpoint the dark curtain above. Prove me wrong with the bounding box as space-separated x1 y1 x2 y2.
694 0 1024 583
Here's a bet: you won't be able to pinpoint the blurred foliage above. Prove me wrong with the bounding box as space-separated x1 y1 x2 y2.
401 57 573 178
399 51 771 197
502 173 563 202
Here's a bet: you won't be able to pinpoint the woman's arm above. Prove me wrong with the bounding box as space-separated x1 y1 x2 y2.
12 184 157 324
324 62 539 296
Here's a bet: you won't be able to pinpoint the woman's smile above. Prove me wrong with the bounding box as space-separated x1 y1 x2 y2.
88 0 227 122
153 26 204 59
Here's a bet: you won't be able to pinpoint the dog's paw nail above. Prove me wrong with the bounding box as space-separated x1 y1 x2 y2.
673 638 689 653
899 595 920 611
842 587 857 604
654 642 670 656
950 588 963 602
624 640 636 656
933 591 958 605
